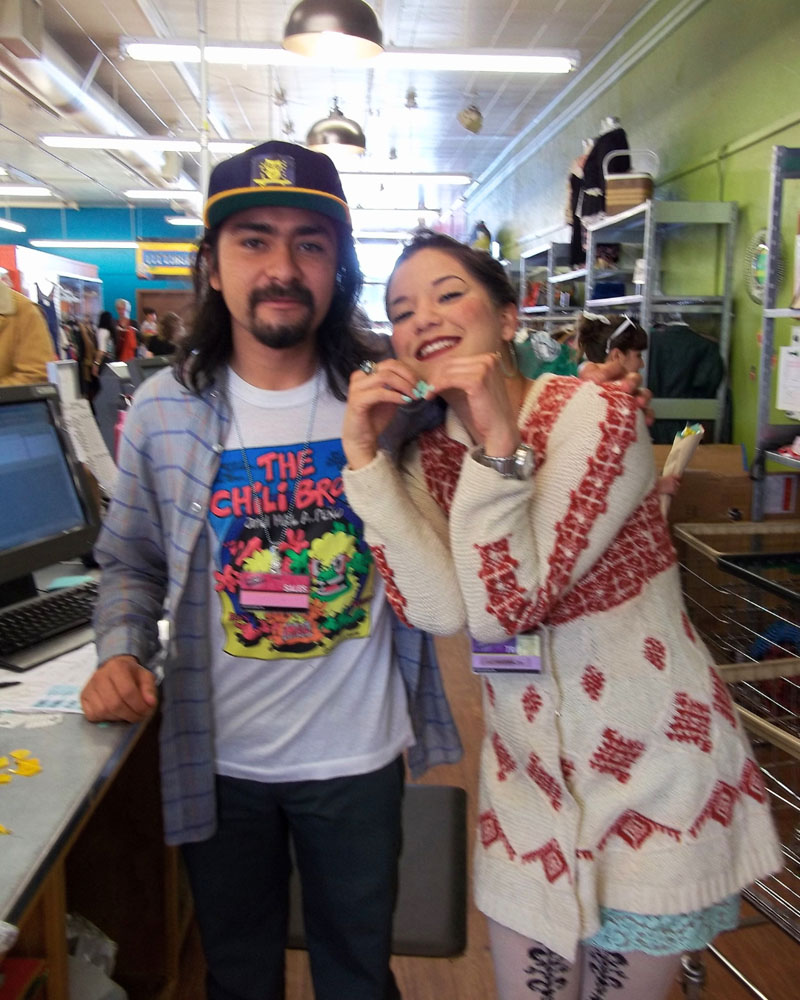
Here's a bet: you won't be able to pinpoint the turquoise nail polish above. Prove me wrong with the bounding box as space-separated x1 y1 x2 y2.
400 394 413 403
413 379 434 399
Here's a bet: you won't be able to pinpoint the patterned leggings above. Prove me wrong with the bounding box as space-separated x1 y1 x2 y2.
488 919 684 1000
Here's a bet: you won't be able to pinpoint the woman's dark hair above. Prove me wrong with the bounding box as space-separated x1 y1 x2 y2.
385 228 517 315
174 224 378 399
98 310 114 331
158 311 183 343
577 314 648 363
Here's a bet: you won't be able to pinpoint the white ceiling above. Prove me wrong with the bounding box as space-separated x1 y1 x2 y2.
0 0 650 223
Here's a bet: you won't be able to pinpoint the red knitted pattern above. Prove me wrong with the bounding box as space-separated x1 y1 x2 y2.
589 727 646 784
581 664 605 701
493 731 518 781
522 684 543 722
485 679 496 707
526 753 563 811
597 809 682 851
710 666 737 728
418 426 466 514
370 545 410 626
479 809 516 859
521 839 571 884
560 756 576 783
643 636 667 671
740 759 767 803
666 692 713 753
524 376 582 466
549 489 676 624
689 781 739 838
682 611 696 642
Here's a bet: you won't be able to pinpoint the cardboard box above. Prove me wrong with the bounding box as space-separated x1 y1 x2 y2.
653 443 751 523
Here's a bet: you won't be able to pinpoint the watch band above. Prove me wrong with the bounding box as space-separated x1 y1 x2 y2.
473 443 535 480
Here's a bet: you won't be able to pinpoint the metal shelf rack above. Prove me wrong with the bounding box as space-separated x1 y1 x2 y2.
752 146 800 519
583 200 737 439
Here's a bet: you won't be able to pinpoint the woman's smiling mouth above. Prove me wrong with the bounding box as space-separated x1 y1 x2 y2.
416 337 460 360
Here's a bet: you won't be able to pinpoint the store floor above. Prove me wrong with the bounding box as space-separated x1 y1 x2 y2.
176 633 798 1000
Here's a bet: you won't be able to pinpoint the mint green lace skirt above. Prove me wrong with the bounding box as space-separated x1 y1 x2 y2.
582 895 740 955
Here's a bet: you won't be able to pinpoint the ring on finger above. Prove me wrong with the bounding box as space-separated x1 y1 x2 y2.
359 360 379 375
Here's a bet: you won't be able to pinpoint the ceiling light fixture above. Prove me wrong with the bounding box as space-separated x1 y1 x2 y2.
123 188 202 203
120 38 578 75
307 99 366 155
30 240 139 250
339 172 471 184
40 135 254 156
283 0 383 61
0 218 26 233
0 185 53 197
165 215 204 226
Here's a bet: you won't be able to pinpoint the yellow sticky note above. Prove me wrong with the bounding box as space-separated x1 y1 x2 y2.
0 823 11 834
0 756 8 769
0 774 11 784
10 749 31 760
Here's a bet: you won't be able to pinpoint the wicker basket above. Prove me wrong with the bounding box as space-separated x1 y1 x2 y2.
603 149 659 214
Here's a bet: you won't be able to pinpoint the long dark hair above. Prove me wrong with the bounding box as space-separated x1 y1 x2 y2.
386 229 517 313
174 224 380 399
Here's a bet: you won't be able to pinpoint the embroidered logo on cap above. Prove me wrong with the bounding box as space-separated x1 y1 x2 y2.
252 155 294 188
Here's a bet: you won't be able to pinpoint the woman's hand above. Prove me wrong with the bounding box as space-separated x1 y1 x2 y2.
342 360 421 469
428 351 520 456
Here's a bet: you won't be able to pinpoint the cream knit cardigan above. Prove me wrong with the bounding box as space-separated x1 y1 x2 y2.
343 374 782 961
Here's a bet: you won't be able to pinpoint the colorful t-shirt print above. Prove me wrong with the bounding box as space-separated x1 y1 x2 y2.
209 436 375 659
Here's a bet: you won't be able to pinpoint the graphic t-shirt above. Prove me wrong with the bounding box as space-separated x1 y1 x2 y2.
207 368 412 782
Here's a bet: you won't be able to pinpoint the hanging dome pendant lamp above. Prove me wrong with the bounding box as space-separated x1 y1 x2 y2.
283 0 383 61
306 99 366 155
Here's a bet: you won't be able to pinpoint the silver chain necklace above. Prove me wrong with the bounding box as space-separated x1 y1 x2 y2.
230 369 322 573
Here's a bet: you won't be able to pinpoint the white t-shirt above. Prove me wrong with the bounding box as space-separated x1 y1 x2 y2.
206 367 412 782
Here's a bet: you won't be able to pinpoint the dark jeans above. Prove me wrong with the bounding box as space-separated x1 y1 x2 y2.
181 757 405 1000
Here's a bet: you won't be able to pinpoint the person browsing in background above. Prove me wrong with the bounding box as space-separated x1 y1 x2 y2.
340 230 781 1000
577 311 681 497
113 298 138 362
80 141 460 1000
139 306 158 347
0 278 55 386
147 311 183 356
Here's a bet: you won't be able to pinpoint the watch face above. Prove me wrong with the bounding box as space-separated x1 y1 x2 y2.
515 445 535 478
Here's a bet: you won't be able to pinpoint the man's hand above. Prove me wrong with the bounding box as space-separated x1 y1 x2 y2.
80 655 158 723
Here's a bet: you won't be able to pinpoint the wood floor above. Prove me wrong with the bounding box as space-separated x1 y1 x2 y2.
176 633 799 1000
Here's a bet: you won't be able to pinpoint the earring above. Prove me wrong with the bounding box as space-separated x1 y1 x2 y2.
495 340 519 378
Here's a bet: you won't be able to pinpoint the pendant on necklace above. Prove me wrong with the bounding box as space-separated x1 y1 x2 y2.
268 545 282 574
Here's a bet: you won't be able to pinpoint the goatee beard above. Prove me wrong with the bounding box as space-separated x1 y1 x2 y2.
248 282 315 349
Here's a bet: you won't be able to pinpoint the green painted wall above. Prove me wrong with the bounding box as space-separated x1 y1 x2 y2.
468 0 800 456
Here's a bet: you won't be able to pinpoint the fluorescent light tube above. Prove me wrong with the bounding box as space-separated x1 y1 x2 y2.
0 185 53 197
165 216 204 226
123 189 202 202
30 240 139 249
0 218 26 233
120 38 578 74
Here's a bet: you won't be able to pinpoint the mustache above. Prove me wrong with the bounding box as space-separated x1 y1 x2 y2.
249 282 314 310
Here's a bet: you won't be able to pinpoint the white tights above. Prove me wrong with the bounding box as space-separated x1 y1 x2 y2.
488 919 684 1000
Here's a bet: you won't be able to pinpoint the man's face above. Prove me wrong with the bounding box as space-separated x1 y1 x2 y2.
209 205 339 352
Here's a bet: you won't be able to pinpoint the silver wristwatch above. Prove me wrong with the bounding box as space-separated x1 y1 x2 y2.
474 443 535 480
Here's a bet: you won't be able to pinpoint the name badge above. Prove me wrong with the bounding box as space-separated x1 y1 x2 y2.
471 633 542 674
239 571 310 611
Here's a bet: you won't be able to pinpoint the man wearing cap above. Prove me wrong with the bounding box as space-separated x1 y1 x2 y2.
80 140 460 1000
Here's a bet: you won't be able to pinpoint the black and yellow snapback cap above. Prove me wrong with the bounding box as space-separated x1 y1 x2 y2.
203 140 351 231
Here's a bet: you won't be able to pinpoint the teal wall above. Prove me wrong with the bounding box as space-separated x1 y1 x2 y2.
467 0 800 456
7 206 195 320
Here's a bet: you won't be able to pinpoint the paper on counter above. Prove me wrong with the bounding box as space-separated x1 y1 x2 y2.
0 643 96 714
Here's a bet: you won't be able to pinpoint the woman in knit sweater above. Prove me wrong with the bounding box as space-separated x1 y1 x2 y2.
341 231 780 1000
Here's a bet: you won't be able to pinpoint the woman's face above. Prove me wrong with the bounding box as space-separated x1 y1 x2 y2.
386 248 516 379
619 348 645 374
